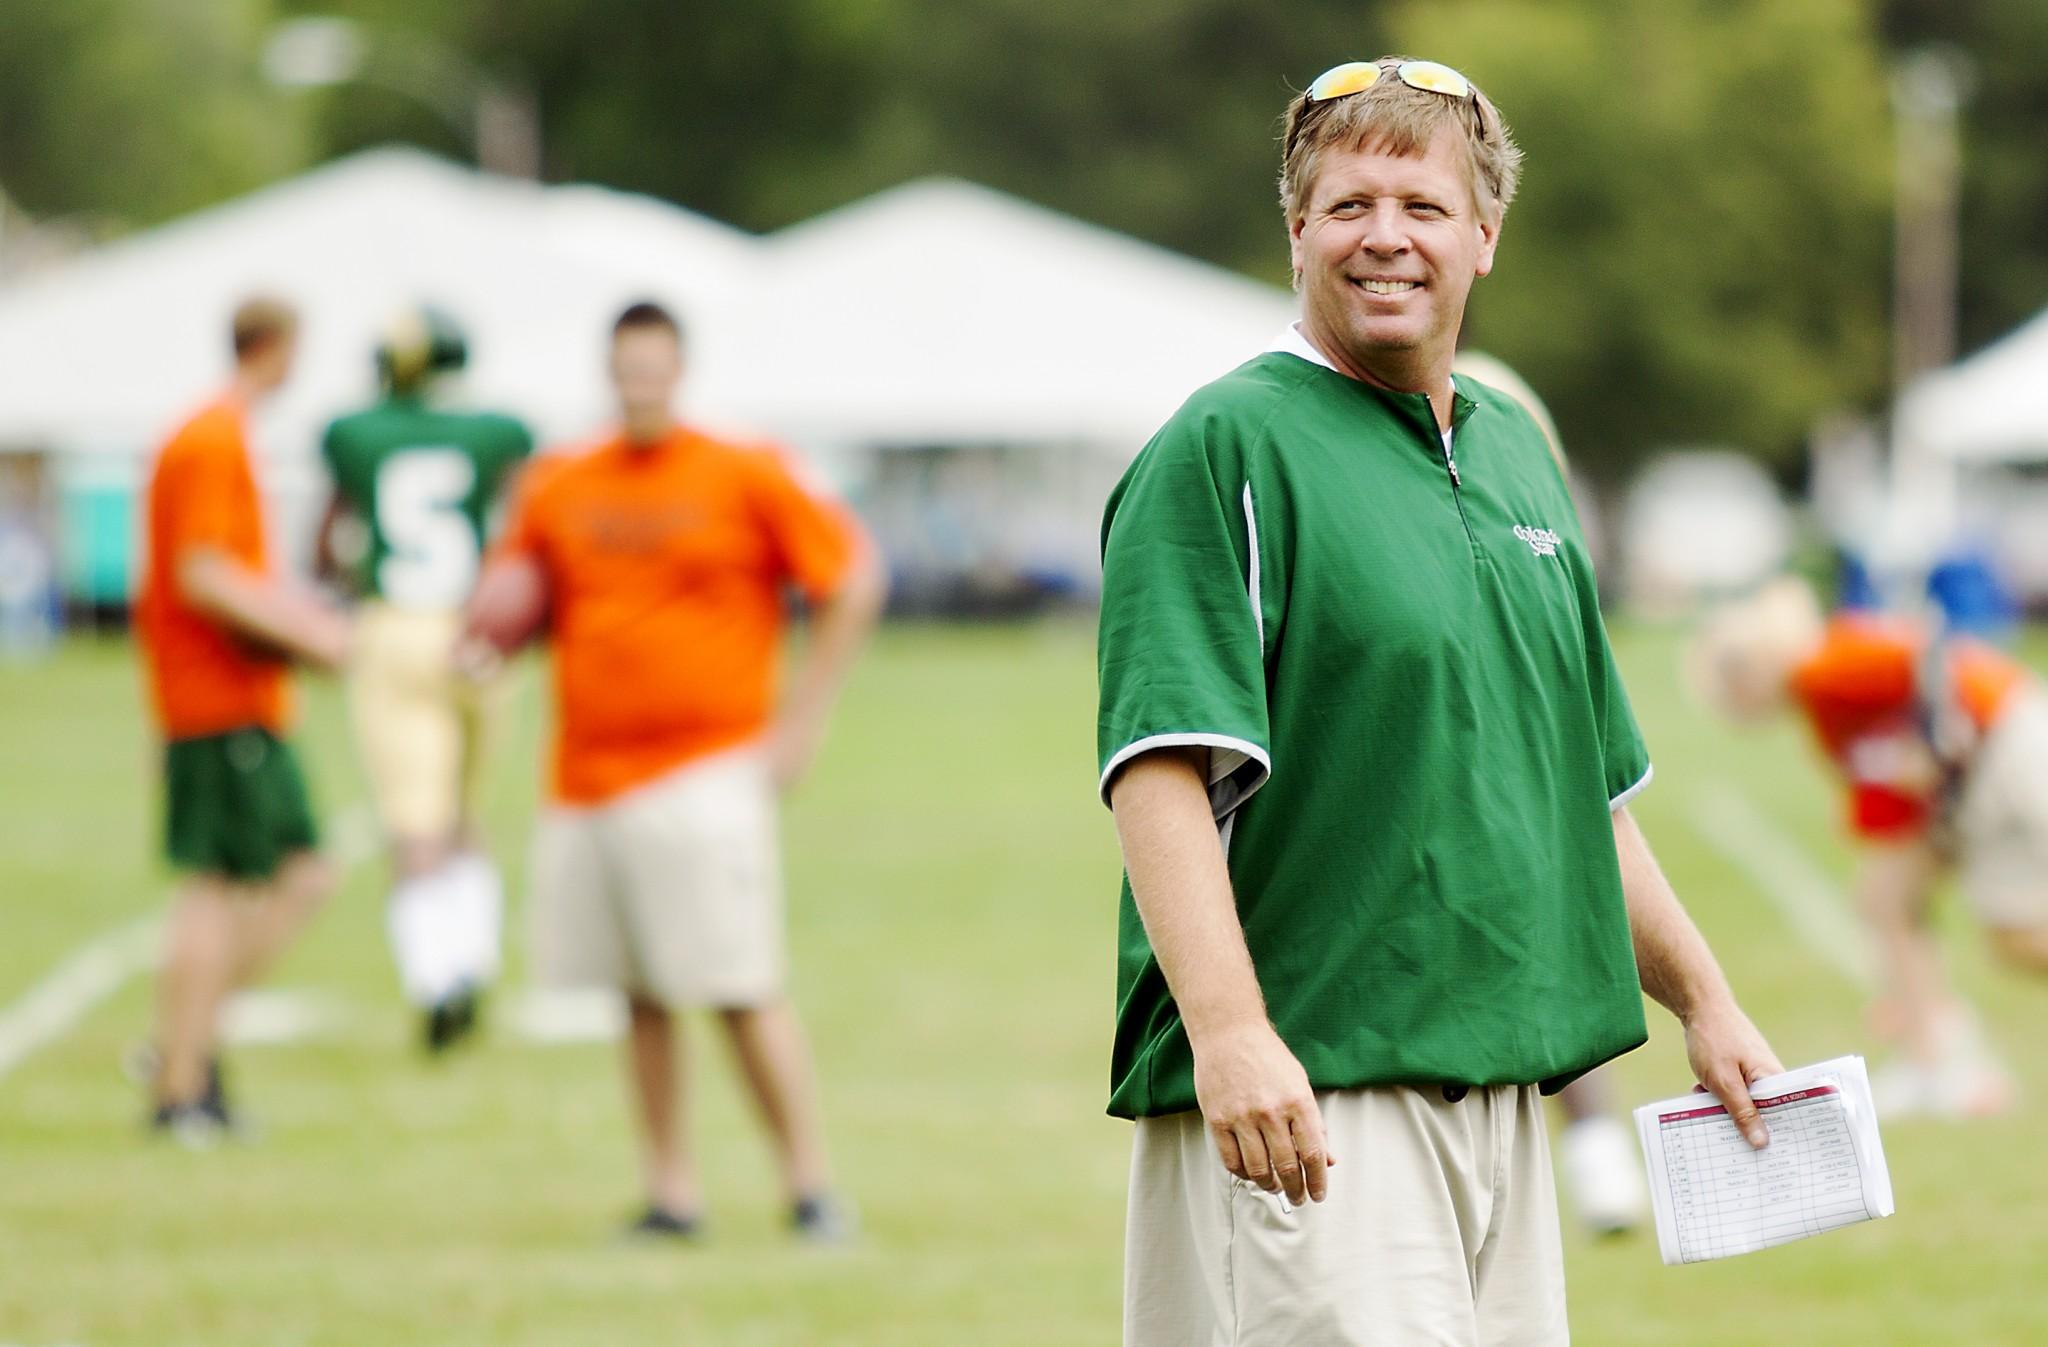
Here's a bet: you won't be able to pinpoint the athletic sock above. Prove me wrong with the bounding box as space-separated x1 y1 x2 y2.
445 852 504 987
386 871 463 1008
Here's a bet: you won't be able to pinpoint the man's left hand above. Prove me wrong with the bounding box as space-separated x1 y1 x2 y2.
450 634 504 683
1684 999 1784 1149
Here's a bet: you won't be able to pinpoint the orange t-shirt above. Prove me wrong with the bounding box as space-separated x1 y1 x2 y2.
1789 613 2027 838
499 426 867 805
135 395 289 739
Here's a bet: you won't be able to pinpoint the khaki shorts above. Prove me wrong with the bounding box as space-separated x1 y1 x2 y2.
347 603 504 841
1959 690 2048 929
529 748 784 1008
1125 1084 1568 1347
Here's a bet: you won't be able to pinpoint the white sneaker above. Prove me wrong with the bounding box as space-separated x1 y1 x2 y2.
1870 1056 1937 1119
1874 1006 2019 1121
1559 1115 1648 1236
1872 1052 2015 1120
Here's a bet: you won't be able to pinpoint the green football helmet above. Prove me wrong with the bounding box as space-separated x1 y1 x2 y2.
376 304 468 392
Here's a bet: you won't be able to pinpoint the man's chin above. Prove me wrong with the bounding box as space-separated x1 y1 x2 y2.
1341 322 1427 355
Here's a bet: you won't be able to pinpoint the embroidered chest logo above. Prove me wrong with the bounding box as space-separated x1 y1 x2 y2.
1513 524 1562 558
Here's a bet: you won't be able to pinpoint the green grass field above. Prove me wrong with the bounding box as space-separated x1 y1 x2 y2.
2 622 2045 1346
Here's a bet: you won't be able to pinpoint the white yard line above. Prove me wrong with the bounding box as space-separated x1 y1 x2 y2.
502 987 625 1043
0 914 162 1081
1687 782 1877 990
218 988 354 1045
0 804 378 1084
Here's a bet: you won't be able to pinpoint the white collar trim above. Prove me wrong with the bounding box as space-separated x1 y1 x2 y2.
1265 323 1461 440
1265 323 1463 394
1266 322 1338 372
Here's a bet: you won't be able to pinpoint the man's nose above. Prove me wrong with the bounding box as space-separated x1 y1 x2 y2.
1358 203 1409 254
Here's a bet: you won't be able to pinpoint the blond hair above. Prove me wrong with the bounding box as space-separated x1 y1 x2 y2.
230 295 298 359
1278 56 1522 225
1685 577 1825 721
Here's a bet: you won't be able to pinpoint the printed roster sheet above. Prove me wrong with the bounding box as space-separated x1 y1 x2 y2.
1634 1055 1895 1265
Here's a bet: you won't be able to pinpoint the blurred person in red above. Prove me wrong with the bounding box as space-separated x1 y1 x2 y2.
135 296 351 1144
474 300 886 1241
1695 577 2048 1116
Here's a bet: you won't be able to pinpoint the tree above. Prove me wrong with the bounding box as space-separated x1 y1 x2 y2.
1388 0 1894 476
1880 0 2048 359
0 0 1952 484
0 0 305 234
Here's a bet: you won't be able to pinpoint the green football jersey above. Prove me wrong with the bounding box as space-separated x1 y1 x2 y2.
1096 335 1651 1119
321 397 532 607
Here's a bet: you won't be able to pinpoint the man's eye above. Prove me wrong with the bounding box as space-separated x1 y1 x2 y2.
1408 201 1446 216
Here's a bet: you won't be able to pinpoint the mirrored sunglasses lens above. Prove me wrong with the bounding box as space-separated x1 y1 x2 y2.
1307 62 1383 102
1397 61 1472 97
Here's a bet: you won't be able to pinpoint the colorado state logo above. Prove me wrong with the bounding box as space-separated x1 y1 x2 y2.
1513 525 1562 557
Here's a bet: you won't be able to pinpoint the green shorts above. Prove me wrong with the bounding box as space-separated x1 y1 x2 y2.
163 727 319 883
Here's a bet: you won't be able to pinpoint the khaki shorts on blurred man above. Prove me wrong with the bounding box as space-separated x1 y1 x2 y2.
136 297 351 1143
479 301 886 1241
1097 58 1782 1345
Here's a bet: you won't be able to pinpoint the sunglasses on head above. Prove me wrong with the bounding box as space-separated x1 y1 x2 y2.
1306 59 1473 103
1287 60 1486 161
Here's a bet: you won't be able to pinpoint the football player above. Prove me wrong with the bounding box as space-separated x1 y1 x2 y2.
318 306 532 1050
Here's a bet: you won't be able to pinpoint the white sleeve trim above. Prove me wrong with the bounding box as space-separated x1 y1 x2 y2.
1099 732 1273 819
1609 762 1654 811
1242 482 1264 653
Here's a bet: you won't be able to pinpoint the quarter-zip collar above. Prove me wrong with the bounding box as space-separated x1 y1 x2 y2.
1265 324 1480 452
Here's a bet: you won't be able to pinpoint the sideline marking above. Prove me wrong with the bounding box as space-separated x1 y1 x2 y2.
1687 782 1877 990
502 988 625 1043
219 988 354 1045
0 805 377 1083
0 915 161 1081
217 987 622 1044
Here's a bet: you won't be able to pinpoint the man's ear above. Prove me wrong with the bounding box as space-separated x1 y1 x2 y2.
1474 203 1502 280
1288 212 1308 290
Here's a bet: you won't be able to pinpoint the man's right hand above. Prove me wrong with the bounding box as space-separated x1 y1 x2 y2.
1109 753 1329 1203
179 550 351 671
302 606 353 671
1192 1020 1334 1205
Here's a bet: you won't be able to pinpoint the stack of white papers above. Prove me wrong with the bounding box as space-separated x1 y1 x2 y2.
1633 1055 1895 1265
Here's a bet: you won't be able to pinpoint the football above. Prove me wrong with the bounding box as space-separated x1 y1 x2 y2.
465 552 551 653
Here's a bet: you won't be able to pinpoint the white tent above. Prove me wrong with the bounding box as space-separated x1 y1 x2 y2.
1885 310 2048 603
734 177 1294 449
1894 308 2048 464
0 156 1298 464
725 178 1293 604
0 154 1298 605
0 148 758 458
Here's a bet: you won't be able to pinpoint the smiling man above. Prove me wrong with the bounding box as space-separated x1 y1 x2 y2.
1097 59 1781 1344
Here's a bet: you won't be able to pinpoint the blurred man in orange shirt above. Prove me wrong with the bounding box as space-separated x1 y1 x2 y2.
1696 578 2048 1116
135 297 351 1143
479 301 885 1240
